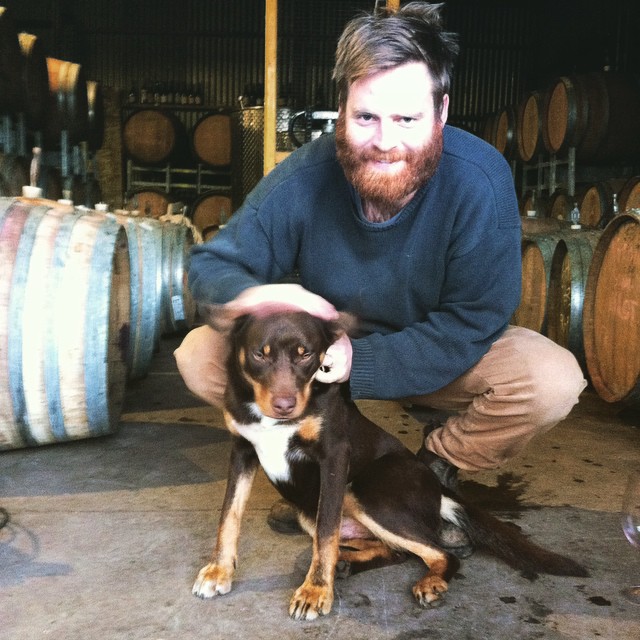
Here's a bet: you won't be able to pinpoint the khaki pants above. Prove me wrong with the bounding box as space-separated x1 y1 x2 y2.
174 325 586 472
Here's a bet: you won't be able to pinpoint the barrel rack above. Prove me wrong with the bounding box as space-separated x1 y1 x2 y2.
519 147 577 199
125 160 231 197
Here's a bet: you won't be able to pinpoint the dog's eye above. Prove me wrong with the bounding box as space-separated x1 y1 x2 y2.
299 351 313 361
252 350 266 361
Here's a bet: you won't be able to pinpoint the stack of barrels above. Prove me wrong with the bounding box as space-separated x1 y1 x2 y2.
483 70 640 229
123 107 232 239
513 210 640 407
0 196 199 451
0 7 104 205
482 70 640 407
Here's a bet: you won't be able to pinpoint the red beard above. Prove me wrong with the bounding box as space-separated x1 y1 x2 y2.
336 114 443 213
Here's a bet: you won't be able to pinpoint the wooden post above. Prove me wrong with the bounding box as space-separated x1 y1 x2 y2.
263 0 277 174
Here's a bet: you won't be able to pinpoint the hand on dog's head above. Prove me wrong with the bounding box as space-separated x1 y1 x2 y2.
197 302 357 342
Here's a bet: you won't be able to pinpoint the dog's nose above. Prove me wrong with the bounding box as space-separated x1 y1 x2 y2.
272 396 297 416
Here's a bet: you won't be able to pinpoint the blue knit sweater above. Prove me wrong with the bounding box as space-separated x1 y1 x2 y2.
189 125 522 400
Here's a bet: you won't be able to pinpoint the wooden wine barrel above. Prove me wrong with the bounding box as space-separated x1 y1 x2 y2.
0 198 130 450
546 231 601 370
191 192 232 234
110 214 164 380
123 108 187 165
480 111 498 146
547 188 573 221
583 211 640 404
0 154 29 196
493 105 517 159
18 33 50 130
160 220 197 335
512 233 565 334
126 188 173 219
44 57 90 146
617 176 640 213
516 90 545 163
520 215 571 236
542 72 640 162
577 179 626 229
0 7 23 114
191 112 232 166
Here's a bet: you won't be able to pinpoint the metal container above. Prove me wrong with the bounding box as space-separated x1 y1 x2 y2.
231 106 263 210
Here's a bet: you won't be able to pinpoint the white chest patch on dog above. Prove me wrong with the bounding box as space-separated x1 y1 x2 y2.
231 408 301 484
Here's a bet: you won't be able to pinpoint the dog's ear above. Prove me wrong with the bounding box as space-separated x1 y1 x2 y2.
197 303 238 333
325 311 358 342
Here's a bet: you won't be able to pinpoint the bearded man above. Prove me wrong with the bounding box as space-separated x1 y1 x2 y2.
175 2 586 554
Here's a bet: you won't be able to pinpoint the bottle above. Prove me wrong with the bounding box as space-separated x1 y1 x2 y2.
613 193 619 216
570 202 581 229
139 83 149 104
127 87 136 104
527 190 537 217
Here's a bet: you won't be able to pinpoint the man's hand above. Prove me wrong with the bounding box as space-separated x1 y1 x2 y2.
314 335 353 384
226 284 339 321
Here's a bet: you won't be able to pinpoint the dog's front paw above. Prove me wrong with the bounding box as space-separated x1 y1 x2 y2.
412 575 448 608
289 582 334 620
192 563 234 598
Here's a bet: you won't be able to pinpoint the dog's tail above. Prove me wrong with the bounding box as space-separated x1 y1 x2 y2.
441 495 589 579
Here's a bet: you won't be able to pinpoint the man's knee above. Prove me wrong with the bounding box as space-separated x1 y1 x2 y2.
173 325 228 407
519 335 587 428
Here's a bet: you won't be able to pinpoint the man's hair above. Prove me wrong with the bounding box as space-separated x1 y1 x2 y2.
332 2 459 114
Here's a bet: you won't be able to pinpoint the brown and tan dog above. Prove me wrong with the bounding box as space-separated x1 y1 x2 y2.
192 309 588 620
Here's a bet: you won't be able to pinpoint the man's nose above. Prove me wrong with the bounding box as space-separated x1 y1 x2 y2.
374 119 399 151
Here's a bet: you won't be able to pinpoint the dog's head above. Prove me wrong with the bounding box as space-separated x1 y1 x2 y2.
199 305 354 420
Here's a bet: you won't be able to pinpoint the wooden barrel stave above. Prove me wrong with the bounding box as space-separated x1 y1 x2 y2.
160 221 196 335
583 212 640 403
546 231 601 370
512 234 564 334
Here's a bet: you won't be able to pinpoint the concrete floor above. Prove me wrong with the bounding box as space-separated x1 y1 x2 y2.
2 334 639 640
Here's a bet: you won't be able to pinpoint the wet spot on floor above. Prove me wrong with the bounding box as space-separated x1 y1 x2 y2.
588 596 611 606
500 596 517 603
458 472 537 515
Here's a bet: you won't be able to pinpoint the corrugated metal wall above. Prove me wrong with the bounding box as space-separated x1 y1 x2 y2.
12 0 639 135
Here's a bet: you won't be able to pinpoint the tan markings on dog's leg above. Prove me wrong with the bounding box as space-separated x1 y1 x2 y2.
289 530 340 621
339 539 395 563
222 409 241 436
297 512 316 537
343 495 450 607
192 469 257 599
297 415 322 441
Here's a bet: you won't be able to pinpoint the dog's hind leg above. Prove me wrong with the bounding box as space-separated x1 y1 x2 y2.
343 493 459 606
338 538 408 576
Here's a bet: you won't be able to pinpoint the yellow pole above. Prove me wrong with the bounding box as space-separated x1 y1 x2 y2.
386 0 400 10
263 0 277 174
